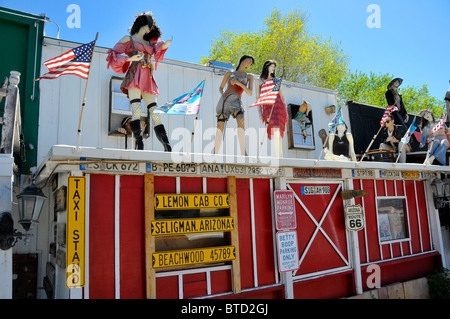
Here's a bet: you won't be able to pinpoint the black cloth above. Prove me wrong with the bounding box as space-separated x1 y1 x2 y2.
380 124 406 149
385 89 408 129
332 133 350 156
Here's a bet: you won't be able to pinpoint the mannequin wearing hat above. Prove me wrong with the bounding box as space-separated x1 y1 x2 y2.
107 12 172 151
385 78 409 130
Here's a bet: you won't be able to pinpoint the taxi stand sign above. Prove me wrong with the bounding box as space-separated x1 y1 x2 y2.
66 176 85 288
345 204 365 231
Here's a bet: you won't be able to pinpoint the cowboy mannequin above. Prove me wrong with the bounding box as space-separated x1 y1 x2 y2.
107 12 172 151
379 114 410 163
385 77 409 130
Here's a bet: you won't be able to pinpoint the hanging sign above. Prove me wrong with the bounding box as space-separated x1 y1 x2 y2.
155 193 229 210
276 230 299 272
341 189 369 200
274 190 296 230
151 217 234 236
66 176 85 288
152 245 236 268
345 205 365 231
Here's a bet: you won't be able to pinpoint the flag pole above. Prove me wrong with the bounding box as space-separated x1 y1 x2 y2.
190 79 206 152
358 126 383 164
76 32 98 151
394 116 416 165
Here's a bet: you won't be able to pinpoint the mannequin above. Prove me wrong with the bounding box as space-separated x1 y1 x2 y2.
291 101 312 141
106 12 172 151
385 77 408 130
256 60 287 157
214 55 254 156
327 123 357 161
379 115 410 163
419 110 449 165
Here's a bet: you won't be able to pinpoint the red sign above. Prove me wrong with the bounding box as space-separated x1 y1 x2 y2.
274 190 296 230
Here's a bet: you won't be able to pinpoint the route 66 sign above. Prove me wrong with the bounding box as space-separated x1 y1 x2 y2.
345 205 365 231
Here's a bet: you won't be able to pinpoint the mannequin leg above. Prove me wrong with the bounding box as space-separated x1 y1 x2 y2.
235 111 246 156
142 92 171 152
273 128 283 157
214 116 226 154
128 88 144 150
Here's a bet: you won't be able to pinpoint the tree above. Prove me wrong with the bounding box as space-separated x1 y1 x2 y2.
200 8 349 90
337 70 445 116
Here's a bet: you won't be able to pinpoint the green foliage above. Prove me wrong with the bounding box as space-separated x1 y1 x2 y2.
202 7 444 116
337 70 445 116
427 268 450 299
200 8 349 90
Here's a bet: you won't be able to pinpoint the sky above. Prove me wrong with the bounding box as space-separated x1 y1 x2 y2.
2 0 449 101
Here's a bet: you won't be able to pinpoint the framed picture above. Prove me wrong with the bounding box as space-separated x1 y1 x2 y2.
287 103 315 150
376 197 408 242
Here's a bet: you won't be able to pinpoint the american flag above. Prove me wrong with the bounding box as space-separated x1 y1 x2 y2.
432 112 446 134
35 41 95 80
380 105 399 126
249 77 282 108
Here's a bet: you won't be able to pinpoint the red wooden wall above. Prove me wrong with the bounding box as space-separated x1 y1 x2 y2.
88 174 276 299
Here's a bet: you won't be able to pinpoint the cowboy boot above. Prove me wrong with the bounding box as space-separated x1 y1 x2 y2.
130 119 144 150
154 124 171 152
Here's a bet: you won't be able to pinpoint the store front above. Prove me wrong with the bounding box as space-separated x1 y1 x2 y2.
33 146 445 299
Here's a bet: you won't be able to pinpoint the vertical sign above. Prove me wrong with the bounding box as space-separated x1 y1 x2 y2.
276 230 299 272
66 176 85 288
274 190 296 230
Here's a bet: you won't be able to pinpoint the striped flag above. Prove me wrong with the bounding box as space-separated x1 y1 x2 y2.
401 117 417 144
380 105 399 126
249 77 282 108
35 40 95 80
154 80 205 115
328 105 344 131
432 112 446 134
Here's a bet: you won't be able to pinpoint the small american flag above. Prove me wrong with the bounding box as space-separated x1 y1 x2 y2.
380 105 399 126
249 77 282 108
432 112 446 134
35 40 95 80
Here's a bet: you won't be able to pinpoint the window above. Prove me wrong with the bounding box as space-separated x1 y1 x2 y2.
287 103 315 149
108 76 147 136
377 197 408 242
